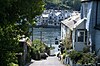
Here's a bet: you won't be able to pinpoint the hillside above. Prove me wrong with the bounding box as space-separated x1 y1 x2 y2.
44 0 81 11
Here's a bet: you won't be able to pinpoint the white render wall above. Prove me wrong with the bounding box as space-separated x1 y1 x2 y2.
61 24 67 40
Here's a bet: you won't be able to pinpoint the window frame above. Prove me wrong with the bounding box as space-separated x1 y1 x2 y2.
76 29 87 43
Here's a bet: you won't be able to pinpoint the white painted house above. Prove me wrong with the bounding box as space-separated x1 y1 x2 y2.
81 0 100 57
61 11 87 51
35 10 72 27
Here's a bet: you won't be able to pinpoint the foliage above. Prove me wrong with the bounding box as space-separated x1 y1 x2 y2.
64 0 81 11
69 50 83 63
69 50 96 64
62 51 67 59
63 36 72 50
8 62 18 66
77 53 96 65
31 39 49 60
0 0 44 65
44 0 81 10
32 39 46 53
59 44 65 54
83 47 90 53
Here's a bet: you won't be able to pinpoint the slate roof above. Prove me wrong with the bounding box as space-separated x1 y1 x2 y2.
61 12 87 30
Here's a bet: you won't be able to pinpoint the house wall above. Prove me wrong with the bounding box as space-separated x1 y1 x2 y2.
74 42 86 51
61 23 72 49
95 30 100 55
61 24 67 40
65 28 72 49
81 0 92 51
84 1 100 56
94 2 100 56
73 22 86 51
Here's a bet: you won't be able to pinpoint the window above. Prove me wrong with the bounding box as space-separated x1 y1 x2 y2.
77 31 84 42
54 23 56 26
77 31 85 42
50 16 51 19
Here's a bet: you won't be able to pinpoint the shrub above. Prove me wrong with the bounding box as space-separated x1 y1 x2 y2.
62 53 66 59
8 62 18 66
83 47 90 53
77 53 96 65
69 50 83 63
69 50 96 65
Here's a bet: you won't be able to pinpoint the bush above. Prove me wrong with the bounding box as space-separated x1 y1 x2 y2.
31 48 41 60
69 50 96 65
31 39 50 60
8 62 18 66
83 47 90 53
62 53 66 59
69 50 83 63
77 53 96 65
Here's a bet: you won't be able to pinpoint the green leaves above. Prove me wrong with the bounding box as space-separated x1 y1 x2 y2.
44 0 81 10
0 0 45 65
32 39 46 53
69 50 96 64
69 50 83 63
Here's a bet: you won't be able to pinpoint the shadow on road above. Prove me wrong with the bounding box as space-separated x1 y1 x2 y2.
25 60 34 66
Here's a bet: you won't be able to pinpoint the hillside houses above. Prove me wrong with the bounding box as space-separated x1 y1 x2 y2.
35 10 72 27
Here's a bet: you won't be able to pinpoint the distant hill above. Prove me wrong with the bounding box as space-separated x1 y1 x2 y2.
44 0 81 11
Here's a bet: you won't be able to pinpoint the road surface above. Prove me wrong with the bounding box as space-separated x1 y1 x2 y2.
27 56 65 66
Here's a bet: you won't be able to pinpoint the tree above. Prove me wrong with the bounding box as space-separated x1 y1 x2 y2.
0 0 45 65
32 39 46 53
61 0 81 10
44 0 81 10
31 39 49 60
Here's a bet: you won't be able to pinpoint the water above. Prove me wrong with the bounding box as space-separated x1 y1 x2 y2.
30 27 61 46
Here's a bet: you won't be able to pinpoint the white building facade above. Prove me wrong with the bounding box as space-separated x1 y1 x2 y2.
61 11 87 51
35 10 72 27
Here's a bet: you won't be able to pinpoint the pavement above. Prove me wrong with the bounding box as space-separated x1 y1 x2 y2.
26 56 66 66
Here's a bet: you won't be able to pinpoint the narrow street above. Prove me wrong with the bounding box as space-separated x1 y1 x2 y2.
27 56 65 66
